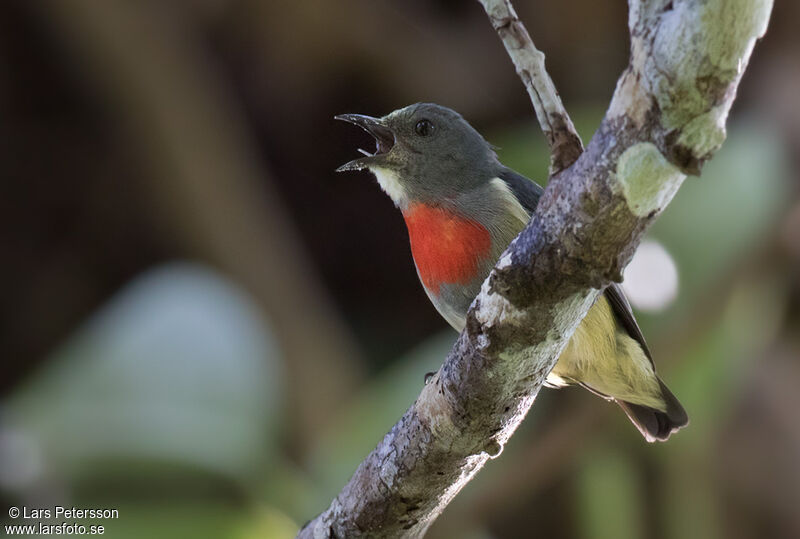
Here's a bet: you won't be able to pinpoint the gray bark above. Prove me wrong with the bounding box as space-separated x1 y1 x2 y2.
299 0 773 537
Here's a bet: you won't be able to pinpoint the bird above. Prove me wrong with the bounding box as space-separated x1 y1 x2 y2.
335 103 688 442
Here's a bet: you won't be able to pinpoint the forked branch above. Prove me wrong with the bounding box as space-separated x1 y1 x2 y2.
299 0 772 537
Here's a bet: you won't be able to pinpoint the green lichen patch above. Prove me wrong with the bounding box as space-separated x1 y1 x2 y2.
616 142 685 217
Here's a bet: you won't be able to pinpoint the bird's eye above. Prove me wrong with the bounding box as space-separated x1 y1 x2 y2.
415 119 434 137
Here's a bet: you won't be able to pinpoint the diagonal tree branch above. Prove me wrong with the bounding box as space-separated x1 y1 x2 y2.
477 0 584 175
299 0 772 537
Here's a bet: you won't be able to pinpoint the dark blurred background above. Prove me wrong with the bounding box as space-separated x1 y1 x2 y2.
1 1 798 538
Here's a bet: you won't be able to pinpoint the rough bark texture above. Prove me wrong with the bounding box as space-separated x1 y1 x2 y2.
299 0 772 537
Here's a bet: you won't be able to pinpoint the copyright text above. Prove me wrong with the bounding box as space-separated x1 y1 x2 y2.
5 506 119 536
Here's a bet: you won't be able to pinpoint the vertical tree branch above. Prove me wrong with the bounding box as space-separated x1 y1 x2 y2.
300 0 772 537
477 0 584 174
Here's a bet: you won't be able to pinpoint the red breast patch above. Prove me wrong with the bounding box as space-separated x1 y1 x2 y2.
402 203 492 295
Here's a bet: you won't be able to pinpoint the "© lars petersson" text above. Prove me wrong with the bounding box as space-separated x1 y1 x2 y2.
23 507 119 519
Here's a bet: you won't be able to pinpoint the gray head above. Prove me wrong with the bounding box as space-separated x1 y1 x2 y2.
336 103 500 205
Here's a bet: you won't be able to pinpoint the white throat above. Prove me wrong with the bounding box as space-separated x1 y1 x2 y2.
369 167 408 208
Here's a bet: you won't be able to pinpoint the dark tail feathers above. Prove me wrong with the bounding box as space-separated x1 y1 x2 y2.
617 378 688 442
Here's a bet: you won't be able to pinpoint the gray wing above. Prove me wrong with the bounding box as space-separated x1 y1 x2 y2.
604 283 654 366
498 166 654 368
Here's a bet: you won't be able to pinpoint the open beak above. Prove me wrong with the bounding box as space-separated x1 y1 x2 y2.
335 113 395 171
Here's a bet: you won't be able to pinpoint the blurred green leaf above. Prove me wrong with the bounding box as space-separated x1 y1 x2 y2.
577 445 644 539
259 456 327 526
670 269 788 448
657 269 790 539
65 502 287 539
306 331 455 499
235 505 298 539
645 121 791 331
3 263 284 487
490 106 606 183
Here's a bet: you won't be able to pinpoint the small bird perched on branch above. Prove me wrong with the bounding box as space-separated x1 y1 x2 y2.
336 103 688 442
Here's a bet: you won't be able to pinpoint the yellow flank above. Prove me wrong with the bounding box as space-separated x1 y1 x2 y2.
547 296 666 411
